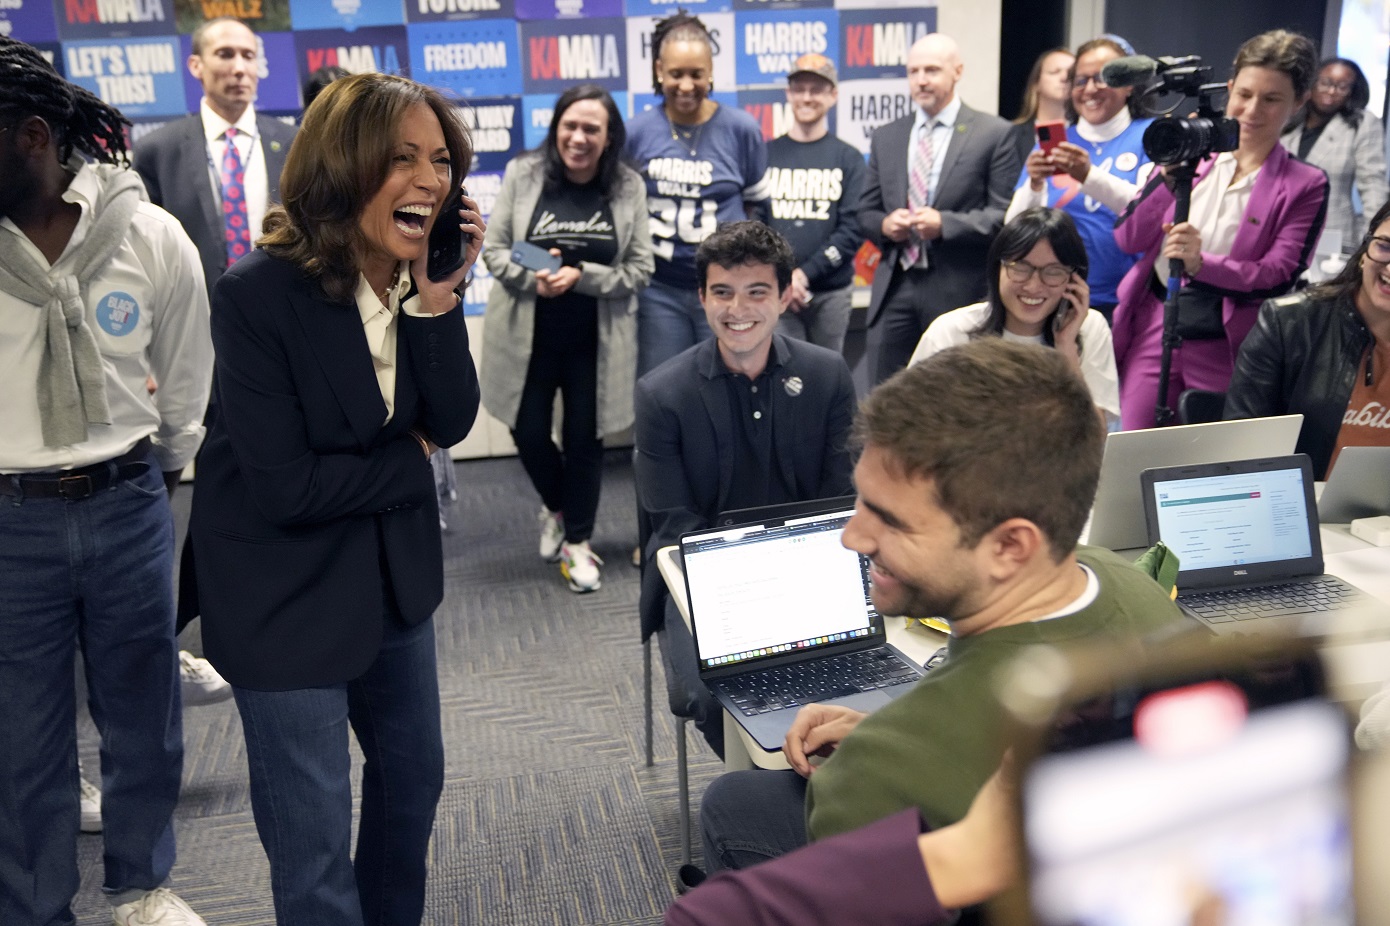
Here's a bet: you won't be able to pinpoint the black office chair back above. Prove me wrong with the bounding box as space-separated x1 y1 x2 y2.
1177 389 1226 425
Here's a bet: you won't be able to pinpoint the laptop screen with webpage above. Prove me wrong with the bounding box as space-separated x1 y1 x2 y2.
680 508 882 673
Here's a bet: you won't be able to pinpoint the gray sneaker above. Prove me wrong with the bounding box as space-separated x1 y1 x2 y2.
538 507 565 562
79 770 102 834
111 888 207 925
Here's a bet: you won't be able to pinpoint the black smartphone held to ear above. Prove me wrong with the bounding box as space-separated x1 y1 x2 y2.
426 185 470 282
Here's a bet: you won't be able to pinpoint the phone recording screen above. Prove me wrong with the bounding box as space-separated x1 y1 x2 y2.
1024 687 1353 925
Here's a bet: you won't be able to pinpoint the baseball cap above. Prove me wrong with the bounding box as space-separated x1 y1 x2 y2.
787 53 837 88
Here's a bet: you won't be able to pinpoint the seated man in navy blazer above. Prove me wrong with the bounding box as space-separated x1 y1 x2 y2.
636 221 856 757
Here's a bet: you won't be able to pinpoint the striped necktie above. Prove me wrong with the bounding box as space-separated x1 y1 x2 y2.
220 126 251 265
903 122 934 269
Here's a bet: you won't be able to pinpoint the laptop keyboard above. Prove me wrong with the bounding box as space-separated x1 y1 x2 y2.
1182 576 1364 624
714 649 923 717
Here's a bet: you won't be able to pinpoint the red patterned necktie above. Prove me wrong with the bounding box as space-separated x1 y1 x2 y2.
903 122 934 269
220 126 251 265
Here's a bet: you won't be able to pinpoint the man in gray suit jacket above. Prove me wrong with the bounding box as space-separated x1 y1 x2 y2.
133 17 297 293
860 33 1019 385
636 222 855 757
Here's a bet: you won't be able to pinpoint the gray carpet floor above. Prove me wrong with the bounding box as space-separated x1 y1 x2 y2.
72 452 722 925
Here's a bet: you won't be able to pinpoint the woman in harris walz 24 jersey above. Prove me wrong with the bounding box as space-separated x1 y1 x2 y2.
624 10 770 378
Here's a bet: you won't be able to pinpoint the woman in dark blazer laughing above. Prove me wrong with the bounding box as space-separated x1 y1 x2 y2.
186 73 482 925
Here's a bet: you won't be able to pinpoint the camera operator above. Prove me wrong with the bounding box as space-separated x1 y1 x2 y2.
1111 30 1329 430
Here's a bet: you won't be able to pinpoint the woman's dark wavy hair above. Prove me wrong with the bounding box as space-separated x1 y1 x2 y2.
0 36 130 165
260 73 473 304
539 84 626 197
1064 36 1144 124
974 207 1089 349
650 9 714 95
1310 197 1390 304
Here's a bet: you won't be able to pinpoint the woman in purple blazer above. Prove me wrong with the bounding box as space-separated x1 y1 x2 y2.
1112 30 1329 430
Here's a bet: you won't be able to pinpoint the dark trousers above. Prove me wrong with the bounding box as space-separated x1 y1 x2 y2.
868 267 939 386
700 769 809 871
657 598 724 759
512 303 603 543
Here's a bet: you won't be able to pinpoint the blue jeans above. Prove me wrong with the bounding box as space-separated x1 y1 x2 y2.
0 457 181 926
637 278 713 379
699 769 809 872
233 614 443 926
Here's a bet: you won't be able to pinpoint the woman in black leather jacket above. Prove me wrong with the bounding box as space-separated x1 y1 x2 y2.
1225 198 1390 478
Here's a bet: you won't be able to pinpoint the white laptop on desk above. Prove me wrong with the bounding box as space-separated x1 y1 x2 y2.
1085 415 1303 551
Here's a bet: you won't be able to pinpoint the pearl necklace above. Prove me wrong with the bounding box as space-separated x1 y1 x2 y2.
378 265 402 304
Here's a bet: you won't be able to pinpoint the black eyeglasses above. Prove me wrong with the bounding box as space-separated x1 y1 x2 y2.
1315 78 1354 93
1366 237 1390 264
1002 259 1072 286
1071 74 1108 89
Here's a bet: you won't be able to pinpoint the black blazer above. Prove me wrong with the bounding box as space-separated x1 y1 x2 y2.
132 113 297 291
187 250 480 690
859 103 1019 325
634 335 856 639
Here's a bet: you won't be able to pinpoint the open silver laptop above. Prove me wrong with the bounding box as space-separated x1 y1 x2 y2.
1085 415 1303 551
1318 446 1390 524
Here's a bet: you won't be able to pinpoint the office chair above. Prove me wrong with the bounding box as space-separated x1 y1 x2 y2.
1177 389 1226 425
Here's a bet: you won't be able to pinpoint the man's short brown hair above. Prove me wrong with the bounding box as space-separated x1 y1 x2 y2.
854 339 1103 559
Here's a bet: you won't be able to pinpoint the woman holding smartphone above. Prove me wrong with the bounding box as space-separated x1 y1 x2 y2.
1007 37 1154 322
910 208 1119 427
480 85 653 593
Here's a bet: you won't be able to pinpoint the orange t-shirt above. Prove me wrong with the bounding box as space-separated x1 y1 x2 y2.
1329 340 1390 474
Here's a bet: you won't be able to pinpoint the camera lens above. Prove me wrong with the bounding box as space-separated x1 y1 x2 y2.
1142 116 1240 166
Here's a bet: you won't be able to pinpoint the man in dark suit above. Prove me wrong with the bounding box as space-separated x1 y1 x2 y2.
132 16 297 293
635 221 856 757
860 33 1019 385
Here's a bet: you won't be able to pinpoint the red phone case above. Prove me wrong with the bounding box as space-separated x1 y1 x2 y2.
1036 121 1067 175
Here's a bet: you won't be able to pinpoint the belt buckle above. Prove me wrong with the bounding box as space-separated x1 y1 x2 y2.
58 474 94 499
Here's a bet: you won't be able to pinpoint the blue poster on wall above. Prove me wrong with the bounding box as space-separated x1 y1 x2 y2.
836 7 934 82
733 9 836 87
294 25 409 77
177 31 301 114
289 0 404 32
519 18 626 94
623 0 729 19
514 0 621 20
174 0 290 34
407 20 521 97
2 0 59 42
405 0 516 23
63 36 187 116
54 0 175 39
455 96 524 172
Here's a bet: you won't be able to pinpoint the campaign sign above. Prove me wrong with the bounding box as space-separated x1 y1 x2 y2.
521 90 627 149
124 114 175 150
623 0 728 16
288 0 403 31
836 6 935 81
404 0 515 23
737 86 834 141
461 168 503 316
733 9 836 87
519 18 625 94
64 36 187 116
1 0 59 42
407 20 520 97
456 96 523 172
514 0 621 20
295 25 408 77
833 0 925 9
624 10 734 97
28 41 67 74
179 31 300 113
733 0 831 10
55 0 176 39
174 0 290 34
835 76 910 154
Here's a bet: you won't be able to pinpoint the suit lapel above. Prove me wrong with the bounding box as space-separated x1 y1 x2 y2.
288 277 389 451
189 115 222 250
257 116 292 201
934 104 974 203
1230 146 1288 258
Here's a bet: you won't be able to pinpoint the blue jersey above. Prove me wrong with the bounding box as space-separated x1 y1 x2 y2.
626 104 770 288
1015 117 1152 305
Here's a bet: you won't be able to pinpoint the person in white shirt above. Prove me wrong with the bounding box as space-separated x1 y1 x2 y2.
911 207 1120 427
0 36 212 926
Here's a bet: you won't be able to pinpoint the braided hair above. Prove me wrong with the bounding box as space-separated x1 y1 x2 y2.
650 10 713 95
0 36 131 165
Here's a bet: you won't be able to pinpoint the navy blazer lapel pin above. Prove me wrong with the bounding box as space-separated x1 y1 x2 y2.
783 375 803 397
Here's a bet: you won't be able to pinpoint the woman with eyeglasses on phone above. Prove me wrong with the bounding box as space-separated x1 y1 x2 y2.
1111 30 1329 431
1226 198 1390 480
1281 58 1388 249
910 207 1119 427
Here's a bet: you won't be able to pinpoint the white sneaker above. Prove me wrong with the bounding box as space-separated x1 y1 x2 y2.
111 888 207 925
537 507 565 562
79 772 102 834
179 651 232 706
559 540 603 593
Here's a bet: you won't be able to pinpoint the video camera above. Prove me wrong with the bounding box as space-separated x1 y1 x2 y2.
1100 53 1240 166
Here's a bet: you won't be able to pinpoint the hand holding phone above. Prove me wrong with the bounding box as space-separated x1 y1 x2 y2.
1052 272 1089 339
426 184 472 282
1036 121 1067 176
511 240 563 274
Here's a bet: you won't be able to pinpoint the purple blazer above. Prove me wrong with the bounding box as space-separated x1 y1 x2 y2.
1111 144 1329 370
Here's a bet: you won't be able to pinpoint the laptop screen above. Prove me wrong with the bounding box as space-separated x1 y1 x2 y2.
1141 455 1325 588
680 508 881 672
